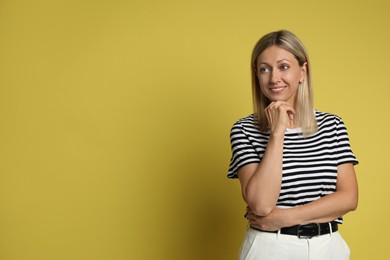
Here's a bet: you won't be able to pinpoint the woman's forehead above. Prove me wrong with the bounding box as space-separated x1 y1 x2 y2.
257 46 297 65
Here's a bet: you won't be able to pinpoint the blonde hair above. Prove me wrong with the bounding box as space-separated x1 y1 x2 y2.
251 30 317 136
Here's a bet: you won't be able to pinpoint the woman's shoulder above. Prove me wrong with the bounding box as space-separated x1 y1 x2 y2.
314 109 345 129
230 114 263 134
230 114 270 143
231 114 255 128
315 109 343 121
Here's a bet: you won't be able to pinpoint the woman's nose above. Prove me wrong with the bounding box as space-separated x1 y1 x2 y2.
270 70 281 84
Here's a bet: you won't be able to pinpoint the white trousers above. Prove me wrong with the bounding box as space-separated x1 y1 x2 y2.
239 228 350 260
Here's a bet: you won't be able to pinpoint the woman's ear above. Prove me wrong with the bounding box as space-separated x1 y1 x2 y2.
299 62 307 83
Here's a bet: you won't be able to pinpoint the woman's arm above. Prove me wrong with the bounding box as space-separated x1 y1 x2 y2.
238 101 294 216
247 163 358 230
238 133 284 216
290 163 358 224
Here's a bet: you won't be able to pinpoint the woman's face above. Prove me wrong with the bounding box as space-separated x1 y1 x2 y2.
256 45 306 107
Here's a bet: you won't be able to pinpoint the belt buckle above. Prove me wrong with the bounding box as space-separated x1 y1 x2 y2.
297 223 321 239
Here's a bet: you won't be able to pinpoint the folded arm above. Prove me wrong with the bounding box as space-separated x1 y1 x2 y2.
247 163 358 231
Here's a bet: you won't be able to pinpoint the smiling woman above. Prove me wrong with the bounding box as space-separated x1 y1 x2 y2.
250 31 317 137
228 30 359 260
256 46 306 110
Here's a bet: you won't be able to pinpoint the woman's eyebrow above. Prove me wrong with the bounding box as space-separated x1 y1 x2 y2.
258 59 291 65
276 59 291 63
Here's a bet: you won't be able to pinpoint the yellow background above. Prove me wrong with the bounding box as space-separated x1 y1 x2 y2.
0 0 388 259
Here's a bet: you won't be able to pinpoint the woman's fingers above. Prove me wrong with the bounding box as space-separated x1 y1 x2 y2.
287 111 294 121
268 101 295 113
265 101 295 132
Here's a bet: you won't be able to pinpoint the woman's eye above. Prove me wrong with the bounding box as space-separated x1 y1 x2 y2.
280 64 289 70
258 67 270 74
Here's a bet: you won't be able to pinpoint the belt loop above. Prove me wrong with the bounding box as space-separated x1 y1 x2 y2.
328 222 333 237
277 229 281 239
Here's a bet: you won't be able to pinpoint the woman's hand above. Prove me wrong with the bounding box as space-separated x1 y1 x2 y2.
265 101 295 135
247 207 291 231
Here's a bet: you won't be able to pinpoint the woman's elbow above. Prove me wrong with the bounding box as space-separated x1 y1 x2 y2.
251 205 274 216
345 192 358 212
242 191 276 216
350 196 358 211
245 199 274 216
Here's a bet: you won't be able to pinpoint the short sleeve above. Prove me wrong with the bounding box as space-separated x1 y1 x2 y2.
336 117 359 166
227 120 262 179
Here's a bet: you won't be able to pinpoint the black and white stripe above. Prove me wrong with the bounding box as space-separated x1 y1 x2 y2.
228 110 358 222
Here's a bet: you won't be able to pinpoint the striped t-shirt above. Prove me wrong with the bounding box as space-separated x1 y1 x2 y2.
228 110 358 222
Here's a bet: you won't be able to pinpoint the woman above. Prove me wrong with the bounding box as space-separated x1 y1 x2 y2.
228 30 358 260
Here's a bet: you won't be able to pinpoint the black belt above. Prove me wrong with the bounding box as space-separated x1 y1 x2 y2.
253 222 338 239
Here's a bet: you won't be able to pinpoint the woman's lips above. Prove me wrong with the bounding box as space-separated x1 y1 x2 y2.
269 86 286 93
